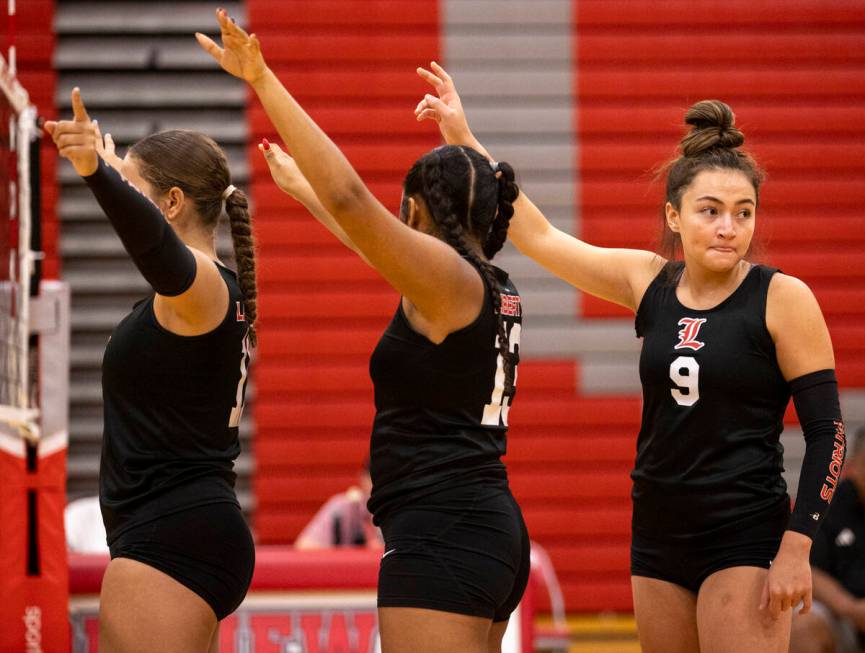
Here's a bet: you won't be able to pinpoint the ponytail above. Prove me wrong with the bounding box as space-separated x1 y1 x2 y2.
225 188 258 347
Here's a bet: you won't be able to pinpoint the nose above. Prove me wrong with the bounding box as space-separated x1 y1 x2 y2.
716 212 736 239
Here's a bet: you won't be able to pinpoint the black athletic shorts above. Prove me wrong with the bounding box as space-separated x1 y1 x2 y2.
631 498 790 593
377 482 530 622
109 501 255 620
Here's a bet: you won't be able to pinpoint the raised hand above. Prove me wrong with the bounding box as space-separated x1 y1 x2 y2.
43 87 99 177
258 138 314 200
414 62 478 151
195 8 267 85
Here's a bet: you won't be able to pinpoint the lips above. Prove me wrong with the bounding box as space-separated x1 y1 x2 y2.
710 246 735 253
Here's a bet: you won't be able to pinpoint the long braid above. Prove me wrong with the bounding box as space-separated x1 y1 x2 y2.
225 188 258 347
421 153 515 394
483 160 519 260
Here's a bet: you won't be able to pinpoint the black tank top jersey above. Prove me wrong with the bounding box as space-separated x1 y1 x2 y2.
367 266 521 523
633 262 791 541
100 263 251 543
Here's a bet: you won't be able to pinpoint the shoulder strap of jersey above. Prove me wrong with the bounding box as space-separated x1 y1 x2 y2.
635 260 683 337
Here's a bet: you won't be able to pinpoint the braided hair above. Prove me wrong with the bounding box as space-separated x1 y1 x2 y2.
129 130 258 346
401 145 520 397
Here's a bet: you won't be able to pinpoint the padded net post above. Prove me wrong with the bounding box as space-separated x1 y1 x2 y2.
0 45 71 651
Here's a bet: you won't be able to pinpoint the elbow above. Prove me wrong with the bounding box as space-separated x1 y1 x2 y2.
322 180 370 221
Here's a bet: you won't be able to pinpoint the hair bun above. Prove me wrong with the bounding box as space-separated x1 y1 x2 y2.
680 99 745 157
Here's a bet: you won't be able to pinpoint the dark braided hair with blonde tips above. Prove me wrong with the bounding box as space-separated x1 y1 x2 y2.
401 145 521 397
658 100 765 265
129 130 258 346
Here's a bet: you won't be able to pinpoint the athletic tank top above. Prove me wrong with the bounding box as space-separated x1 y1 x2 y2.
633 261 791 540
367 265 521 523
100 263 251 543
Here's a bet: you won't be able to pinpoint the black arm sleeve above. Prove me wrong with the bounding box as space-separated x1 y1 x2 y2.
82 158 197 296
788 369 846 539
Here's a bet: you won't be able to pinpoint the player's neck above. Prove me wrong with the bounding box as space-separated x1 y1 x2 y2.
177 226 218 260
679 259 749 301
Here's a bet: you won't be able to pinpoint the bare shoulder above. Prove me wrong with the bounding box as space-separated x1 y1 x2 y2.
766 273 820 323
766 272 834 379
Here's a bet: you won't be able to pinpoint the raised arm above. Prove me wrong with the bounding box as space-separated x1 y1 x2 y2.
415 63 662 312
44 89 228 334
196 12 481 331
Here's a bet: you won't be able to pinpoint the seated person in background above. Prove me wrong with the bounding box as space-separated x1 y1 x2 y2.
64 495 109 554
295 460 382 550
791 426 865 653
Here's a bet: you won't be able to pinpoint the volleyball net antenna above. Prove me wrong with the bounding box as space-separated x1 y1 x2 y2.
0 44 39 445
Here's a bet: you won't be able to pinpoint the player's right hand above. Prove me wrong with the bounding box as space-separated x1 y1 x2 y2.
258 138 315 201
43 87 98 177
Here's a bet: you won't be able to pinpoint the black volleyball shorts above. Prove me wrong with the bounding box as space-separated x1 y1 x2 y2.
377 482 530 622
109 501 255 620
631 498 790 593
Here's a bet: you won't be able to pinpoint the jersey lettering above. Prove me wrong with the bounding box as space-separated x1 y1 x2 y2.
482 321 521 427
674 317 707 351
820 422 846 502
670 356 700 406
235 301 246 322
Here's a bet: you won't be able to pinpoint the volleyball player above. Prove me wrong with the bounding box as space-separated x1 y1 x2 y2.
197 11 528 652
44 89 255 652
415 64 846 652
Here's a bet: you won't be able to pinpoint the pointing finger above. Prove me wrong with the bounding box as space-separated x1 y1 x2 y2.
71 87 90 122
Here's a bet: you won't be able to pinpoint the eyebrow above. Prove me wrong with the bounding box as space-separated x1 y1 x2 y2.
695 195 756 205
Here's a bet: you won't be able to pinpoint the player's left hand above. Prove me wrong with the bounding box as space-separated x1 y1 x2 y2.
414 62 474 147
196 9 268 85
759 531 813 619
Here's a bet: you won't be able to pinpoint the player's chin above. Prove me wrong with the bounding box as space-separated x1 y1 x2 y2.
704 247 743 271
